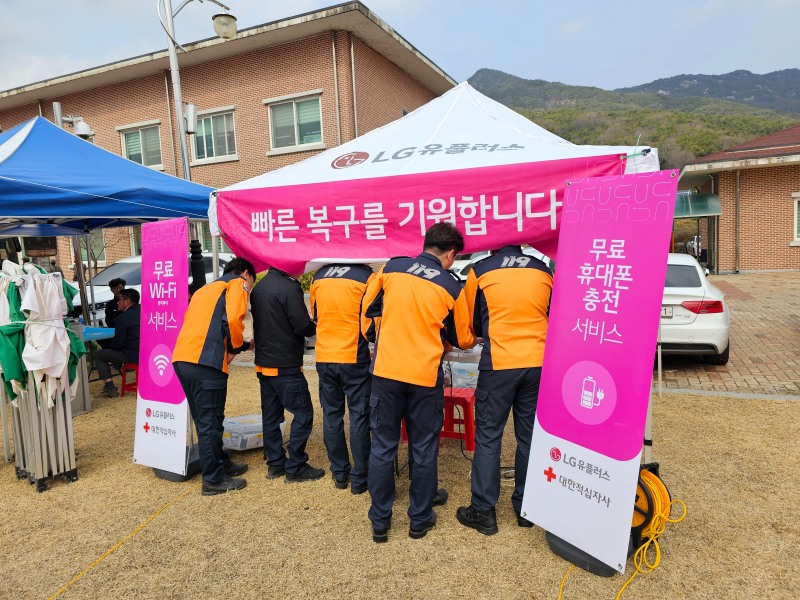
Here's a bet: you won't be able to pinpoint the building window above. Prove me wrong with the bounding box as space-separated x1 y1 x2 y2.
194 109 237 162
130 226 142 256
268 96 322 150
197 222 232 254
118 121 163 168
794 195 800 240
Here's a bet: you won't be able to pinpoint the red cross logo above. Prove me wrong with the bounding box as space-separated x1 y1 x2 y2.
143 422 150 433
544 466 556 482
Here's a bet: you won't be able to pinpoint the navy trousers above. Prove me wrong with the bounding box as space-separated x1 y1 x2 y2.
470 367 541 514
173 361 228 485
258 371 314 475
368 372 444 530
316 362 372 487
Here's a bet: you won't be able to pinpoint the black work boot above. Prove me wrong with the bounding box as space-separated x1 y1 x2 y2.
266 465 286 479
372 522 391 543
433 488 448 506
224 461 248 477
102 382 118 398
456 505 498 535
516 512 534 528
201 476 247 496
284 464 325 483
409 512 437 540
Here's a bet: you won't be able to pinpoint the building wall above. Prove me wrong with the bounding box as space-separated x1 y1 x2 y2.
0 30 441 278
717 165 800 272
352 36 438 135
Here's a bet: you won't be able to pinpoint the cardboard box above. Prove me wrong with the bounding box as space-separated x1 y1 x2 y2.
222 414 285 452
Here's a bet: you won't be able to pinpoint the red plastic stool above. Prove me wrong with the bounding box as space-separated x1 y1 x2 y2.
120 363 139 397
400 387 476 451
440 387 476 451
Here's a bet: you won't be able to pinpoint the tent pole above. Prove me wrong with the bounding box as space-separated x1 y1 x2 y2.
71 237 90 325
83 234 98 325
0 385 10 463
212 236 219 280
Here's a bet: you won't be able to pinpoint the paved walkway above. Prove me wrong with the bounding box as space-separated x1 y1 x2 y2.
233 272 800 397
656 271 800 397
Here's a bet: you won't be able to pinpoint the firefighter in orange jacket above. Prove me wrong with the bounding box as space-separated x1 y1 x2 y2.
361 222 474 543
309 263 375 494
456 246 552 534
172 257 256 496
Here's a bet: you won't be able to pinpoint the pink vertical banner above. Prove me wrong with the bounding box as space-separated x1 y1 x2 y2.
138 217 188 403
522 170 678 573
539 170 678 460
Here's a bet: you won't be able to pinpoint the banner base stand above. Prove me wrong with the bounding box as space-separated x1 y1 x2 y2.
153 445 201 483
545 532 617 577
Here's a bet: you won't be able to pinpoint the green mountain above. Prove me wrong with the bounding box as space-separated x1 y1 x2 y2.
617 69 800 114
468 69 800 168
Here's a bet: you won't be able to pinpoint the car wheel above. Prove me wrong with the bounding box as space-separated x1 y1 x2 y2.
704 343 730 366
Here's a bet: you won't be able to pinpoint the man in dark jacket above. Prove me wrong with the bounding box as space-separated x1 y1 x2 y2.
104 278 126 328
96 288 141 397
251 267 324 483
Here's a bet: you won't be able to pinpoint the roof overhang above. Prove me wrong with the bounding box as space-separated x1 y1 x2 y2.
681 153 800 181
0 2 456 111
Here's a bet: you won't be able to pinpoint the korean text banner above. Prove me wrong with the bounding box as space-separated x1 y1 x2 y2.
521 170 678 573
133 217 190 475
216 156 626 275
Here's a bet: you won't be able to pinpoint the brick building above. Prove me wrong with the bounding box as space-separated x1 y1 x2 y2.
0 2 455 276
682 123 800 273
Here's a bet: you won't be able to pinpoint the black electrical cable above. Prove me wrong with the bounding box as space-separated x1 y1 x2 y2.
445 360 514 471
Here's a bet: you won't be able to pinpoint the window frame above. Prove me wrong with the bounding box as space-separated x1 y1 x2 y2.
263 89 325 156
793 192 800 242
190 106 239 166
116 120 164 170
195 222 232 254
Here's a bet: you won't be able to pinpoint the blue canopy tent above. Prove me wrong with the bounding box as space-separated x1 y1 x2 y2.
0 116 214 322
0 116 212 231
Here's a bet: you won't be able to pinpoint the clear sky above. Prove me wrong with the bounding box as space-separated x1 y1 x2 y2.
1 0 798 92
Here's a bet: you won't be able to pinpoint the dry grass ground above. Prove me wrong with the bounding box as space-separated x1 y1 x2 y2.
1 366 798 599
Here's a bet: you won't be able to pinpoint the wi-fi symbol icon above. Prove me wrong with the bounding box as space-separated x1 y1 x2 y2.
154 354 170 376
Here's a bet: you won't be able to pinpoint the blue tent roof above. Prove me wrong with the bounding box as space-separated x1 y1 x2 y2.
0 117 213 231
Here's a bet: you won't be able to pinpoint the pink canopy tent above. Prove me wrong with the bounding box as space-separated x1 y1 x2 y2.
211 83 659 274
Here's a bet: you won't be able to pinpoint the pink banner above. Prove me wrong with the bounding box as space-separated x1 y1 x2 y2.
216 156 626 274
537 171 678 461
139 218 189 404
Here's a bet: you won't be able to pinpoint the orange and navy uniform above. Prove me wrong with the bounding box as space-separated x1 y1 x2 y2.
361 252 474 387
172 273 250 374
464 245 552 371
309 264 375 365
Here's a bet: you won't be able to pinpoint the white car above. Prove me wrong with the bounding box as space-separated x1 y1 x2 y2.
660 253 730 365
451 248 554 282
71 253 233 322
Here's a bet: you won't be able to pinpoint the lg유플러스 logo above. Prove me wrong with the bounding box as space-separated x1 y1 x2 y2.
331 151 369 169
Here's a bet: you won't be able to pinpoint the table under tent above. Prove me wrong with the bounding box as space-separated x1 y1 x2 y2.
0 116 212 490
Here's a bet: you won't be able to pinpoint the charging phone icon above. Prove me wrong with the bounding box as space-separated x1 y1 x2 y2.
580 376 596 409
